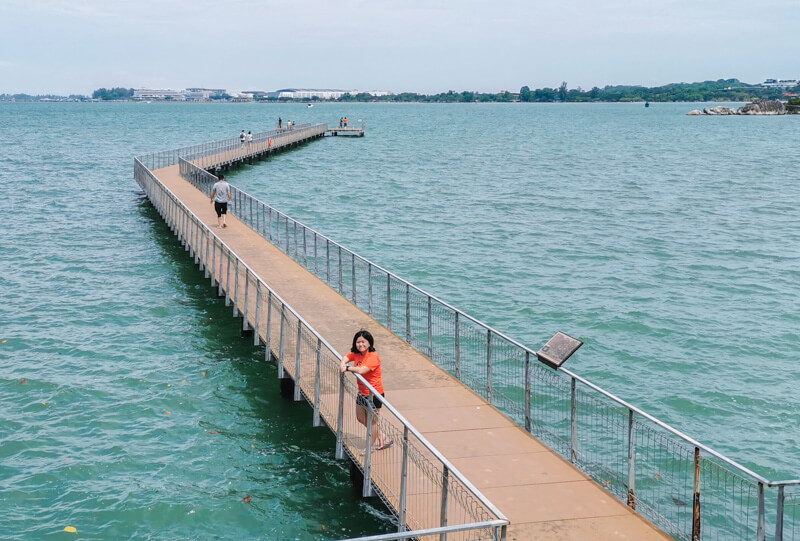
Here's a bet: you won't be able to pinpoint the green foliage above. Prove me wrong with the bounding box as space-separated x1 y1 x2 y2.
788 97 800 106
91 87 134 100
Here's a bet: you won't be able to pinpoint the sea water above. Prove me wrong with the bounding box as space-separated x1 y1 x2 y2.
2 101 799 538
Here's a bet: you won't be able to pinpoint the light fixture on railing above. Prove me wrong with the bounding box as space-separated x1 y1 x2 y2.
536 332 583 370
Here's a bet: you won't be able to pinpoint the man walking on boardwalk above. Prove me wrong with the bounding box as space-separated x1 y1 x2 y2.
210 174 232 228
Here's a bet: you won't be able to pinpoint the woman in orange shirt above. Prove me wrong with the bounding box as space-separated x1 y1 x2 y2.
340 330 393 450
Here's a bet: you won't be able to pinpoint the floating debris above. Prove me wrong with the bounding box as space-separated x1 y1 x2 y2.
242 495 252 503
672 497 688 507
20 379 26 384
64 526 77 533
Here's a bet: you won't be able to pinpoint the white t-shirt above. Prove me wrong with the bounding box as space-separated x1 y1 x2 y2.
211 181 231 203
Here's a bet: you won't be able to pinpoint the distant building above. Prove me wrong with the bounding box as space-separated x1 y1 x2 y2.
185 88 226 100
264 88 393 99
762 79 799 88
133 88 187 100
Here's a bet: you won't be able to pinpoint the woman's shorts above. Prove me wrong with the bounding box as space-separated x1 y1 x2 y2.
214 202 228 217
356 393 384 410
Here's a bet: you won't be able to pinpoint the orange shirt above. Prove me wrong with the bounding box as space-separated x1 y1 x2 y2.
347 351 384 396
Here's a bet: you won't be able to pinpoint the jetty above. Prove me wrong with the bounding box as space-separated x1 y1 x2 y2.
134 123 798 540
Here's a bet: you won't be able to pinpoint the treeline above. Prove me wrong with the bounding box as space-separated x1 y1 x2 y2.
92 87 134 100
338 79 797 103
0 93 88 101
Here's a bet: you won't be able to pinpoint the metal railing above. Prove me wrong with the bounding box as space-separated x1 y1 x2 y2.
169 140 800 540
134 157 509 541
138 123 318 172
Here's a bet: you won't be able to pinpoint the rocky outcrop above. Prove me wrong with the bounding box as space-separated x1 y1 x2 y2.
739 99 786 115
687 99 788 115
704 105 738 115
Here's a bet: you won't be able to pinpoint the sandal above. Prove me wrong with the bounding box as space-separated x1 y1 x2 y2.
374 439 394 451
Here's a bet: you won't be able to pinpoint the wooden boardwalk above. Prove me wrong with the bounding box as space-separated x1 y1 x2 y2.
141 136 671 540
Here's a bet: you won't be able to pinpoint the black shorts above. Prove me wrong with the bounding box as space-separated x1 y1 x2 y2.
356 393 384 410
214 202 228 217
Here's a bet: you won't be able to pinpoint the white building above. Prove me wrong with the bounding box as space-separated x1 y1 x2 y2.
762 79 799 88
133 88 186 100
185 88 226 100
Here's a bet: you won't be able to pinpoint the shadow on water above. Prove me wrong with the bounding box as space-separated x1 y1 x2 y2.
135 197 394 539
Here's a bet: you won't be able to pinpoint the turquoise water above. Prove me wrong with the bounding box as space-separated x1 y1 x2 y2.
2 102 799 537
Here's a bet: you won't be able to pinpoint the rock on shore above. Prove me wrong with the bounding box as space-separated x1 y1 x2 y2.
687 99 788 115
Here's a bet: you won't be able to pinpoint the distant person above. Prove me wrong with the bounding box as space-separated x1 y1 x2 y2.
344 117 348 127
340 329 393 451
339 117 343 128
246 130 253 146
210 173 232 228
239 130 246 147
278 117 282 129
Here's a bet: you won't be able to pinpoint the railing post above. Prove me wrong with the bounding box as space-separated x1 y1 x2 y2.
405 284 411 343
242 269 250 331
363 404 374 497
776 485 785 541
210 237 217 287
253 283 261 346
427 296 433 357
224 253 231 305
302 225 307 268
352 253 357 304
314 232 318 275
524 350 531 432
277 305 286 379
268 206 273 241
200 228 207 275
570 376 578 463
440 466 449 541
326 238 331 282
486 330 493 402
454 312 461 380
758 482 766 541
265 290 273 360
232 258 240 317
386 275 392 330
692 446 701 541
627 409 636 509
338 245 343 294
398 426 409 538
335 372 345 459
368 265 373 315
294 319 303 401
313 339 322 427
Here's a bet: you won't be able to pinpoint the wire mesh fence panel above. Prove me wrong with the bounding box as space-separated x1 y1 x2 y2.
367 266 391 327
630 422 696 540
387 278 410 340
698 459 761 541
571 387 630 500
407 289 433 358
486 333 526 425
454 317 491 401
429 300 457 374
352 256 372 315
528 363 571 458
784 490 800 541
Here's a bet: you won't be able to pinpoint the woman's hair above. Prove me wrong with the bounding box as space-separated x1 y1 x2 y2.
351 330 376 353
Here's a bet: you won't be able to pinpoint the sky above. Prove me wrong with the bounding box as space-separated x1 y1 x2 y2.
2 0 798 95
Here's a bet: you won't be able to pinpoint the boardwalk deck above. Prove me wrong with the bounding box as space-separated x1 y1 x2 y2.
135 126 671 540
